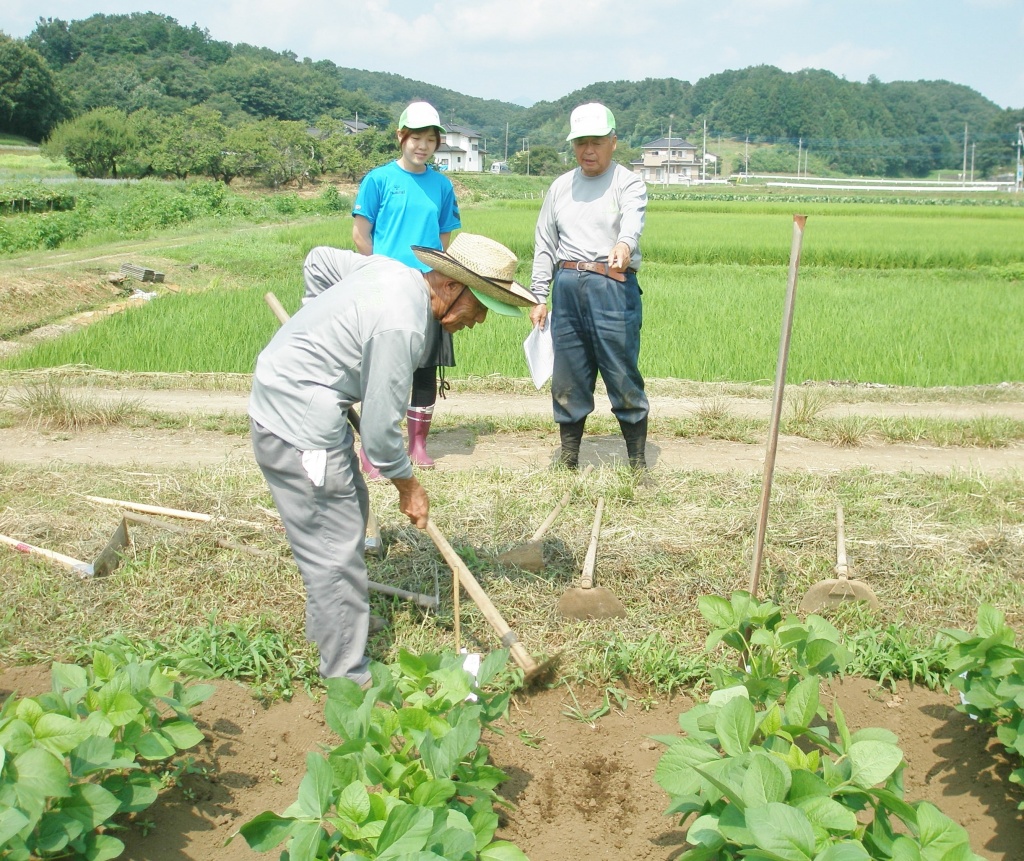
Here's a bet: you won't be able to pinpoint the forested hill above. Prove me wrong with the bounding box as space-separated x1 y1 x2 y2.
3 11 1022 177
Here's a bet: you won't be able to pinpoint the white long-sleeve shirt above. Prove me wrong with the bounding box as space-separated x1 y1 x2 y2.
249 252 429 480
530 162 647 301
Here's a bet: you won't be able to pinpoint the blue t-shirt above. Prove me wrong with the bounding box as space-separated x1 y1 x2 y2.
352 161 461 272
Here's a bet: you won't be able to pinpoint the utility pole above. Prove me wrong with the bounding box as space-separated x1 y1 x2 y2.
970 142 975 183
701 119 707 182
504 122 509 162
798 138 803 178
962 123 968 186
1017 123 1023 193
666 117 672 188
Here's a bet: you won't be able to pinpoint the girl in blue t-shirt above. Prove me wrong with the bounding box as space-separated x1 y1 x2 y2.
351 101 461 475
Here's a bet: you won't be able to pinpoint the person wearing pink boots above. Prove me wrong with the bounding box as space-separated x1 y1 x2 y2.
351 100 461 477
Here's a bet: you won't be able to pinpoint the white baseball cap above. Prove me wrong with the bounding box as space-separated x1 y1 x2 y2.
566 103 616 141
399 101 442 131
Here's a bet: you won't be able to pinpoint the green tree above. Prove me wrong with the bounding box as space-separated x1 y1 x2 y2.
147 105 226 179
42 106 137 177
0 33 71 140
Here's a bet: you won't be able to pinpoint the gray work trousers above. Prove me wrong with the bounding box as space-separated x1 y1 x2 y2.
250 419 372 685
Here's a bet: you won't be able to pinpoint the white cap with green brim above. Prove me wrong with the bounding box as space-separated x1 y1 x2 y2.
400 101 442 131
566 103 616 141
413 233 537 317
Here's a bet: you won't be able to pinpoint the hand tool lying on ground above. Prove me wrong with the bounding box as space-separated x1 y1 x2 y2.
264 290 383 557
109 508 437 609
557 497 627 619
1 517 131 578
496 464 594 572
749 214 807 599
426 519 557 685
799 503 880 613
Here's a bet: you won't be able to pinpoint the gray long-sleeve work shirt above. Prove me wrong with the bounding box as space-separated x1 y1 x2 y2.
248 252 430 480
530 162 647 301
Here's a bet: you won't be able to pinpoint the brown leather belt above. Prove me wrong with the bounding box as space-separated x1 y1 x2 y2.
559 260 627 282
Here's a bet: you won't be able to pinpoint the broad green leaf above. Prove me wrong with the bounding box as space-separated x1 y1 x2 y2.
784 677 820 730
719 802 754 844
743 752 791 807
35 811 81 854
813 841 871 861
133 729 176 761
100 772 160 813
60 782 121 830
850 728 898 745
15 697 44 726
717 695 756 756
796 796 858 833
687 813 726 848
475 649 509 688
890 835 924 861
376 804 433 859
336 781 371 823
0 807 30 845
69 736 134 777
32 713 90 757
915 802 973 859
833 702 852 752
98 690 143 727
78 831 125 861
708 685 750 707
746 802 816 861
288 819 327 861
655 738 721 796
692 762 747 811
699 594 735 628
12 746 70 799
0 718 34 755
847 741 903 788
470 805 500 851
411 778 457 808
159 720 204 751
180 683 216 709
479 839 531 861
296 753 335 819
976 604 1006 639
239 811 300 852
431 811 476 860
50 663 89 693
420 719 479 780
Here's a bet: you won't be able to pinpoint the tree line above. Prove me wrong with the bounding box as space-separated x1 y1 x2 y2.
2 12 1022 179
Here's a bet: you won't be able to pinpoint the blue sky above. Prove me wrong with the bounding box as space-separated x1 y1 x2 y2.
2 0 1021 109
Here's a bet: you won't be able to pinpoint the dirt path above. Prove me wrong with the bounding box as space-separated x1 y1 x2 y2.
2 387 1023 474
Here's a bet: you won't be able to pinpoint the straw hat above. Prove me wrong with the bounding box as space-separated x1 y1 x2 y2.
413 234 537 316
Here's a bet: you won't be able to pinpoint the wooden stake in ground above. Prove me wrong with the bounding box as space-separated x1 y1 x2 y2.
748 214 807 599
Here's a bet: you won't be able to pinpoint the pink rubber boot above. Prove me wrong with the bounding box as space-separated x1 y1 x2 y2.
407 406 435 468
359 446 383 481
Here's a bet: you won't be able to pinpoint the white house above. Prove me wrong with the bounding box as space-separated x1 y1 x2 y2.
631 136 700 184
434 123 484 172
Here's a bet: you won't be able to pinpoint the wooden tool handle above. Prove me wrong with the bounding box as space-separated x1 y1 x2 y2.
529 463 594 543
0 534 91 577
86 495 212 522
425 520 538 676
579 497 605 590
835 504 850 579
264 291 291 325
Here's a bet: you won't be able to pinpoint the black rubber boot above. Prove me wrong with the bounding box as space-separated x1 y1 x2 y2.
618 416 648 471
557 419 586 469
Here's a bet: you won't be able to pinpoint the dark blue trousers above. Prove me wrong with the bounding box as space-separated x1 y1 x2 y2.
550 268 649 425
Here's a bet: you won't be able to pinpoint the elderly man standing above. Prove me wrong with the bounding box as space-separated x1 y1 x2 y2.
249 234 536 688
528 102 650 472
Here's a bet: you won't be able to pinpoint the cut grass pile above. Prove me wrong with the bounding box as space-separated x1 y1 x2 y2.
2 449 1021 697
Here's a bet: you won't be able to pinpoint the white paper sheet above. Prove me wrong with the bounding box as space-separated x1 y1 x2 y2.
523 316 554 389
